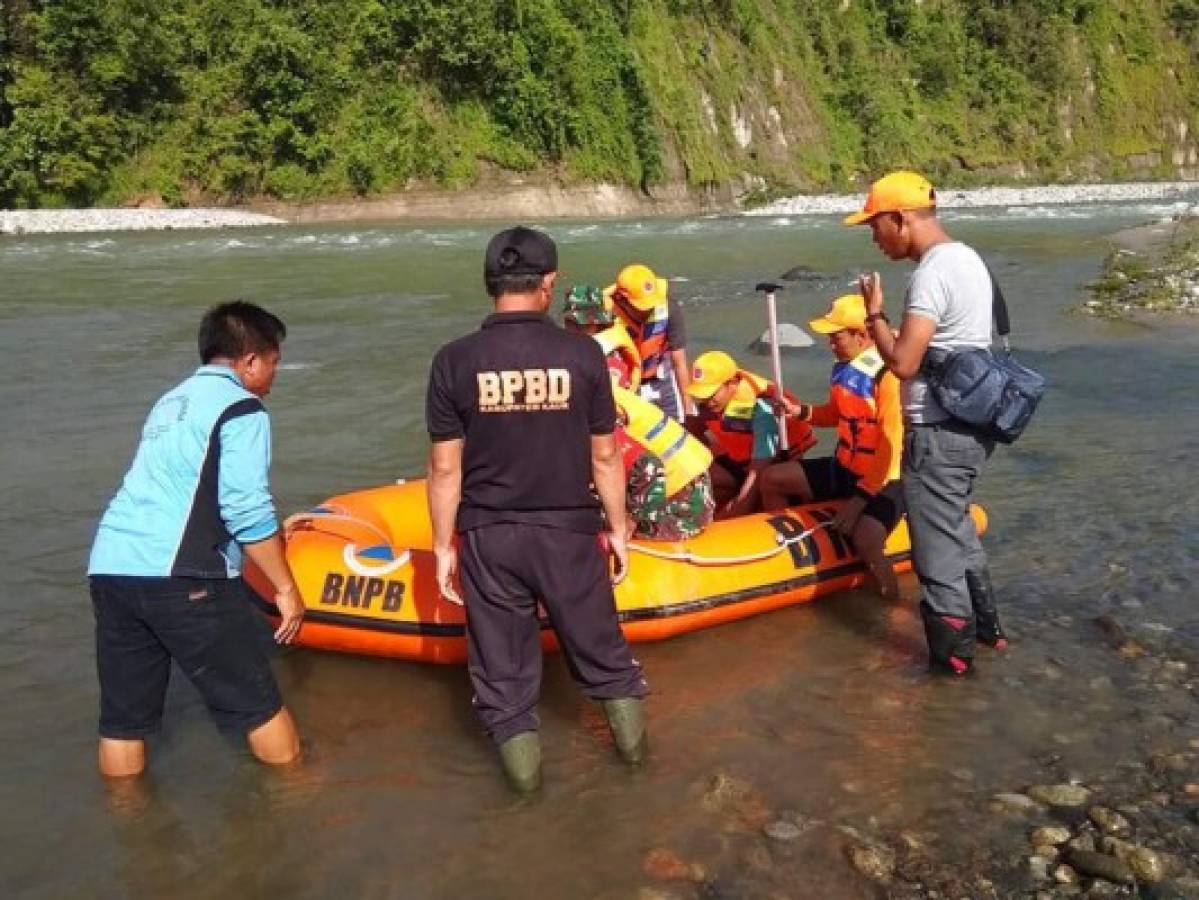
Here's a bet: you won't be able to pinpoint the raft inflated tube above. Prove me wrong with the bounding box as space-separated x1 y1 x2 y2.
245 480 987 664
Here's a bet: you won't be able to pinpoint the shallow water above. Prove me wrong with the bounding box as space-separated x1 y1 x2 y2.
2 204 1198 898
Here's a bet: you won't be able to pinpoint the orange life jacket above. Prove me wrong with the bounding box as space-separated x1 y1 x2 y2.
612 294 671 382
704 371 817 465
828 348 899 483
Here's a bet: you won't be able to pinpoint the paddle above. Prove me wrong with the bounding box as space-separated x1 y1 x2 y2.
754 281 789 451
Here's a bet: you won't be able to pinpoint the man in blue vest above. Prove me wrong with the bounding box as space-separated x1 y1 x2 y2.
88 301 304 777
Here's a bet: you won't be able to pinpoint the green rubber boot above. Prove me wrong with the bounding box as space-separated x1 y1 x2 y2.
601 698 648 766
498 731 542 794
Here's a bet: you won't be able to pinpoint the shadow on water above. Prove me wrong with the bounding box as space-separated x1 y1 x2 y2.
2 212 1198 898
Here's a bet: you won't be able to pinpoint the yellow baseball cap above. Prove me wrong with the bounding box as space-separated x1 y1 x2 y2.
687 351 738 400
605 263 668 311
844 170 937 225
808 294 867 334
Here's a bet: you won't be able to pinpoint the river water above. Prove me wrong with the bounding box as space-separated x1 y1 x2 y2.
2 202 1198 898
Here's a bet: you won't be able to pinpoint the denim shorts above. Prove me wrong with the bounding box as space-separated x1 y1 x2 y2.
90 575 283 738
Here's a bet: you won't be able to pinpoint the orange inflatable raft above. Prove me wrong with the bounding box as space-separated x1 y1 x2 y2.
245 479 987 664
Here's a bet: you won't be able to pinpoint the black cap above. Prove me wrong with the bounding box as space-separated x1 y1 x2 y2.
484 226 558 280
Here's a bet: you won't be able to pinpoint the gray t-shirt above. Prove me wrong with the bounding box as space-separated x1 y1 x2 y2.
902 242 993 423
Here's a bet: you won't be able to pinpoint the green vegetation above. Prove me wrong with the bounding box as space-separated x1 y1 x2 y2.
1 0 1197 207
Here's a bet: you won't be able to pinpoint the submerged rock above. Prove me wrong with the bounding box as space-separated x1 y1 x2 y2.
1126 846 1167 884
1053 863 1080 885
1067 834 1096 853
1066 849 1135 885
1029 784 1092 807
992 792 1044 814
1028 856 1052 881
697 771 771 831
1031 825 1073 846
1100 836 1133 859
847 843 895 883
779 264 823 281
763 820 802 842
1088 806 1132 836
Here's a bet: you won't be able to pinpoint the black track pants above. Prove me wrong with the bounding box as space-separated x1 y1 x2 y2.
459 523 647 744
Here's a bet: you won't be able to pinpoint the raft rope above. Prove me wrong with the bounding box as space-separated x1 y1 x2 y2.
284 507 832 569
284 507 393 548
626 521 831 567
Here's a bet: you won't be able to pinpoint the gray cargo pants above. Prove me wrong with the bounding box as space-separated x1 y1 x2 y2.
902 422 994 621
460 523 647 745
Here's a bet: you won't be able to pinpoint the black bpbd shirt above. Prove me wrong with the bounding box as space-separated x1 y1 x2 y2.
426 311 616 533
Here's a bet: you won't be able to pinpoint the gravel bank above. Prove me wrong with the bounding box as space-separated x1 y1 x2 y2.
3 181 1197 235
0 208 285 236
750 181 1199 217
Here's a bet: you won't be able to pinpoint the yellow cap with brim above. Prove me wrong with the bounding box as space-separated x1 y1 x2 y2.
606 263 668 312
844 170 936 225
687 350 738 400
808 294 868 334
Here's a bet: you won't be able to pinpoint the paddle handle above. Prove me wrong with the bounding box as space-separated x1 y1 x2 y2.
763 289 788 452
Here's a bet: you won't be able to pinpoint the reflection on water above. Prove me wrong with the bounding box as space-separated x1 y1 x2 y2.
2 210 1197 898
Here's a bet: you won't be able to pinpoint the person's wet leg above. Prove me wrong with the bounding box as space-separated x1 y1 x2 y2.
853 515 899 600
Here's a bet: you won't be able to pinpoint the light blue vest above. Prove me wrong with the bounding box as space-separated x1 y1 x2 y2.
88 365 278 578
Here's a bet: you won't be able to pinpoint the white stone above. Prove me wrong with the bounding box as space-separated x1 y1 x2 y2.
754 324 814 349
766 106 787 147
700 91 718 135
732 105 753 149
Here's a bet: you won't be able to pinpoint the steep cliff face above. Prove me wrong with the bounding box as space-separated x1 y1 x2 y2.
633 0 1199 200
1 0 1196 208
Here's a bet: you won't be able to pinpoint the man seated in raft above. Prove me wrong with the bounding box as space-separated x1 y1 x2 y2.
685 350 816 519
759 294 905 599
564 287 715 540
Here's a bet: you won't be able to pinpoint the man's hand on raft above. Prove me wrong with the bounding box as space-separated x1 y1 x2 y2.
273 583 305 644
435 545 463 606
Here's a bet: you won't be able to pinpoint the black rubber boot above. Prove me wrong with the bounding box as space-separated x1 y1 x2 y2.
966 568 1008 649
920 601 976 676
601 697 649 765
498 731 542 794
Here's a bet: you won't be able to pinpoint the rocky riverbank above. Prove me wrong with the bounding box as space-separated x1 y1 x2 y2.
3 181 1197 235
751 182 1199 218
0 208 284 236
635 613 1199 899
1083 216 1199 320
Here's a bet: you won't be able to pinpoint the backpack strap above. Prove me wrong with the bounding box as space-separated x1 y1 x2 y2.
981 260 1012 352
